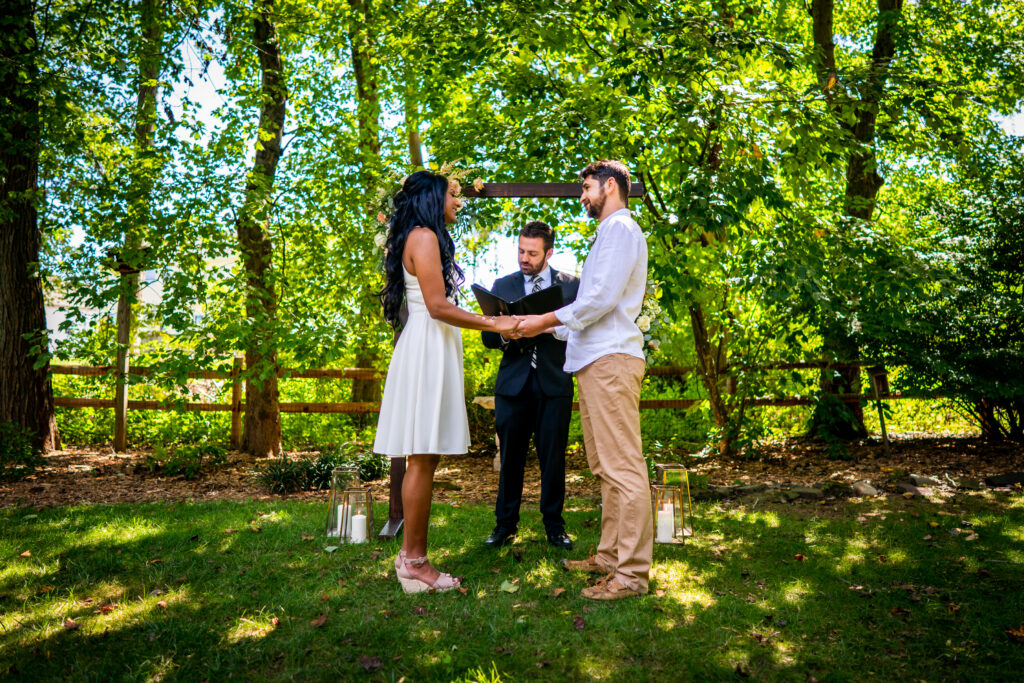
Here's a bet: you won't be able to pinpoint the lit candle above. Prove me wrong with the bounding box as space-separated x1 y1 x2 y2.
656 504 675 543
350 513 368 543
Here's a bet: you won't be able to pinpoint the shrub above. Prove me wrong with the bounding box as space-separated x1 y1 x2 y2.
257 455 313 494
0 421 45 481
256 445 389 494
145 443 228 480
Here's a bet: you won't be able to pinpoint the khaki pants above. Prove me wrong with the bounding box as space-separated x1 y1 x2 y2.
577 353 652 592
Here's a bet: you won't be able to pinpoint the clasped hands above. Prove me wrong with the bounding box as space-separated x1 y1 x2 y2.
496 314 553 340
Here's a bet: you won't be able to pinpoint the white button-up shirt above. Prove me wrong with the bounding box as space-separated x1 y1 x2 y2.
554 208 648 373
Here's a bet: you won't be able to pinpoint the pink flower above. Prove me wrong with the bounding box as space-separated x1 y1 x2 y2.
376 212 387 223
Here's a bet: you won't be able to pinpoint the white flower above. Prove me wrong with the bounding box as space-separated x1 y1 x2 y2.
472 177 485 192
648 339 661 351
373 232 387 249
636 315 651 332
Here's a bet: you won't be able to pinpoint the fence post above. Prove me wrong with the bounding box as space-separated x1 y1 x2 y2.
230 355 243 450
868 366 891 456
113 277 132 453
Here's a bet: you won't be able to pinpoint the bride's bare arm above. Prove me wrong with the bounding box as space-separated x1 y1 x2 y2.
404 228 519 334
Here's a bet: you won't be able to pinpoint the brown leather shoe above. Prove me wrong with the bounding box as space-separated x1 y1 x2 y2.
561 555 608 575
581 577 642 601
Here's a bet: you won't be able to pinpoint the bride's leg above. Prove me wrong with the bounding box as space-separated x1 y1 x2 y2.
401 453 441 583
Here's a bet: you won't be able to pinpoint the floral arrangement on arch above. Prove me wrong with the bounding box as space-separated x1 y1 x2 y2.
636 279 667 359
370 162 484 252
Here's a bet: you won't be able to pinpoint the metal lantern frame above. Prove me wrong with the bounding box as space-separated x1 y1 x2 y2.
653 463 694 541
326 465 369 541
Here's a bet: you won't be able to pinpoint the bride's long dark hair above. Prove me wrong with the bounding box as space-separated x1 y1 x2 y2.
379 170 464 329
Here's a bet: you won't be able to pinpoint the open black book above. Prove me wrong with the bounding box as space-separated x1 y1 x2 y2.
471 283 564 317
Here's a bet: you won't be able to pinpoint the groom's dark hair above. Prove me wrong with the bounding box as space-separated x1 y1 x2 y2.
580 159 630 201
520 220 554 252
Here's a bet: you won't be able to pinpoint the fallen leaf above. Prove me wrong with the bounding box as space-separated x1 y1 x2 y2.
156 600 168 608
323 546 339 553
456 587 468 594
95 604 117 614
370 550 382 560
301 535 314 541
891 606 911 616
223 528 237 534
923 535 933 541
309 614 328 628
359 656 382 671
573 615 585 631
20 550 31 557
551 587 566 598
947 603 962 615
321 595 330 602
794 554 806 562
271 617 280 627
655 589 666 598
38 585 54 594
63 619 80 631
877 555 888 563
1007 625 1024 643
79 597 94 606
500 579 520 593
149 589 165 597
536 660 552 668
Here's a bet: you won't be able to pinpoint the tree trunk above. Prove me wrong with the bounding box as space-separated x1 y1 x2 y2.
810 0 903 439
404 71 424 168
114 0 165 452
235 0 286 458
0 0 60 451
348 0 382 408
689 303 733 456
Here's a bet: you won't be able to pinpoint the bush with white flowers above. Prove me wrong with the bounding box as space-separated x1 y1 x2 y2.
636 279 667 360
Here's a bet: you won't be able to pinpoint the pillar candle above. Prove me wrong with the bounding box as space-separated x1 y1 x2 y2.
656 504 675 543
350 513 368 543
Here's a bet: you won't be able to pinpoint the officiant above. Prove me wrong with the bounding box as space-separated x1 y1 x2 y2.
481 221 580 550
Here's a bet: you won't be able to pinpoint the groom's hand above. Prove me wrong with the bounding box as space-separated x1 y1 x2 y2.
516 313 555 338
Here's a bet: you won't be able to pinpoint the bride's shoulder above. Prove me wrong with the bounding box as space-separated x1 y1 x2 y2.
407 226 439 243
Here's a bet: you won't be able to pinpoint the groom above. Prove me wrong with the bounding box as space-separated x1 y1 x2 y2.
481 221 580 550
514 160 652 600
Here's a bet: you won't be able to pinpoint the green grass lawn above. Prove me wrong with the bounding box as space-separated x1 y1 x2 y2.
3 491 1023 682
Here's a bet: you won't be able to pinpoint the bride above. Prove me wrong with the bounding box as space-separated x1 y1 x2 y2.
374 170 520 593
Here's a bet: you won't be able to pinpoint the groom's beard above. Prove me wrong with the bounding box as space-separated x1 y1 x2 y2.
584 192 606 220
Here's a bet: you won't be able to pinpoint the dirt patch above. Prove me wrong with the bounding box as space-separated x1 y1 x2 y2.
2 434 1022 510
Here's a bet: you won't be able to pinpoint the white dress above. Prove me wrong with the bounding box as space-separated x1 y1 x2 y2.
373 267 471 456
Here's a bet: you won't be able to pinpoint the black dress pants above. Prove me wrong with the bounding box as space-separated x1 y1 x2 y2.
494 369 573 533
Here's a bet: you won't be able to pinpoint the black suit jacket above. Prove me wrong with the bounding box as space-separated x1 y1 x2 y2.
481 269 580 397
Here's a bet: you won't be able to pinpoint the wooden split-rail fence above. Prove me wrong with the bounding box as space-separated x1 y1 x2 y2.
50 359 933 451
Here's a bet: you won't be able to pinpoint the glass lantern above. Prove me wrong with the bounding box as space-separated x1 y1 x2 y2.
325 465 368 541
654 463 694 539
651 484 690 544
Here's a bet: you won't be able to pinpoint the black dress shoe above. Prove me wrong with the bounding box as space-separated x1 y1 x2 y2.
546 530 574 550
484 527 516 547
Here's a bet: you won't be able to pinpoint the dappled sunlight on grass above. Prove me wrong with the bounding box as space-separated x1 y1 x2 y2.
3 496 1024 680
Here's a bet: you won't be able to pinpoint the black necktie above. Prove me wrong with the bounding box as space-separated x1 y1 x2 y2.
530 275 542 368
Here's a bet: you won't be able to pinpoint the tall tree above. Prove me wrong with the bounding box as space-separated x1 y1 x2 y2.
236 0 286 457
809 0 903 438
0 0 60 450
112 0 166 452
347 0 383 406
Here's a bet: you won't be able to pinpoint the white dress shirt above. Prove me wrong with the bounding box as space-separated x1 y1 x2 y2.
523 265 552 297
554 208 648 373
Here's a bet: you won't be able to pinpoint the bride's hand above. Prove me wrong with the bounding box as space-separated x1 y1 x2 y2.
493 315 520 337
